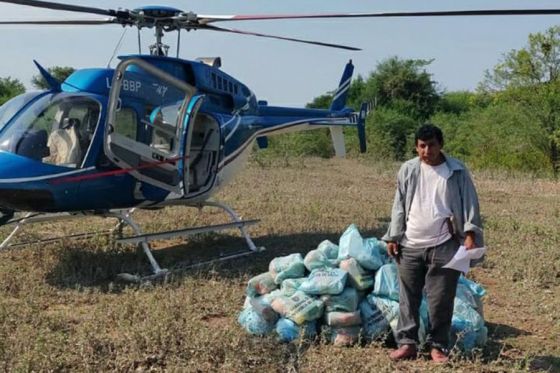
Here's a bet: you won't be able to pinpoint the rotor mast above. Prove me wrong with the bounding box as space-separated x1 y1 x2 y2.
149 25 169 56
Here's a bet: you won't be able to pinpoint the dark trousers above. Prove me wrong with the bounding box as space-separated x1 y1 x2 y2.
395 238 460 350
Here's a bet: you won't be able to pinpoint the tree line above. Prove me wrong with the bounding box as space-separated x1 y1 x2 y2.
262 26 560 176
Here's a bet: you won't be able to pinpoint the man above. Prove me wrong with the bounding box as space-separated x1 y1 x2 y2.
382 124 483 363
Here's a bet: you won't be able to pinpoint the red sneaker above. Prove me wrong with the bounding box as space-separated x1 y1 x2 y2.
389 344 417 361
430 348 449 363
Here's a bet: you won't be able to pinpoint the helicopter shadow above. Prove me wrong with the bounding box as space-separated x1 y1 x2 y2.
45 226 388 291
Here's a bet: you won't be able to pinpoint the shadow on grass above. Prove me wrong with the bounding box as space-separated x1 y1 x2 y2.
529 356 560 373
45 226 387 291
482 321 531 363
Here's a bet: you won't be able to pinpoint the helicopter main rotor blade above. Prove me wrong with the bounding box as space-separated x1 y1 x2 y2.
197 9 560 24
0 0 127 18
201 24 360 51
0 18 116 25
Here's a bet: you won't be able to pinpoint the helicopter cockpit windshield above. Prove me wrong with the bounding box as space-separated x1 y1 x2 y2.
0 91 43 131
0 93 100 168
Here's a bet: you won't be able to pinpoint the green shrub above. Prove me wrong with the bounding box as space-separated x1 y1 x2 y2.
433 103 551 174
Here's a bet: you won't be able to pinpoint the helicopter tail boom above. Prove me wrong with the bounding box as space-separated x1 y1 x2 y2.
255 59 367 156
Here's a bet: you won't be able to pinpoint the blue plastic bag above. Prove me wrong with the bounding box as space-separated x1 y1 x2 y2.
359 299 390 341
270 291 324 325
268 253 305 284
281 277 307 297
365 237 391 266
299 268 348 295
457 275 485 316
361 237 388 270
321 287 360 312
339 258 374 290
238 297 278 336
316 240 339 261
372 263 400 301
458 275 486 298
246 272 278 297
275 318 317 343
304 249 337 271
451 297 487 351
269 253 306 284
338 224 385 270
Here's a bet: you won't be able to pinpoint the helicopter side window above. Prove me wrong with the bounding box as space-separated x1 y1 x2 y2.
113 108 138 141
0 93 100 167
147 103 181 154
211 73 217 89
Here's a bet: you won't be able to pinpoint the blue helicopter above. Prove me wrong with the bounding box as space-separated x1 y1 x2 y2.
1 1 559 279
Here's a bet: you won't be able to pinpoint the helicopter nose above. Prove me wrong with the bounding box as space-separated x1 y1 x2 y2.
0 151 57 211
0 150 44 179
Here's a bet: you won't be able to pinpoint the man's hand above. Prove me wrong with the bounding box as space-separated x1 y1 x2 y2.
387 241 400 263
464 231 476 250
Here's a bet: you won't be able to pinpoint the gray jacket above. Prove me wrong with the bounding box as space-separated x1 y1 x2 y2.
382 155 484 250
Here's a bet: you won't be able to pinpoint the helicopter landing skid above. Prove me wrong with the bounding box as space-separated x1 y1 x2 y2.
0 201 264 282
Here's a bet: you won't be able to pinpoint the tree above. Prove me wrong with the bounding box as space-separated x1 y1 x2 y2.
345 57 440 159
31 66 75 90
360 57 440 121
0 77 25 105
306 94 332 109
433 104 550 174
346 75 367 110
366 107 418 160
296 57 441 159
480 26 560 175
437 91 482 115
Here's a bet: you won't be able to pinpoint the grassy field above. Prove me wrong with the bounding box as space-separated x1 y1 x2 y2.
0 157 559 372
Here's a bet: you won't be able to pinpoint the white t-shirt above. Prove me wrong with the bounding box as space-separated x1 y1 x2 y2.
402 161 453 249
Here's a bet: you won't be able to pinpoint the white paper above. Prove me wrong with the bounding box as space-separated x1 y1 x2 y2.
442 245 486 274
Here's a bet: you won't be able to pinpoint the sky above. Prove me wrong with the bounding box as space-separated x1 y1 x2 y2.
1 0 560 106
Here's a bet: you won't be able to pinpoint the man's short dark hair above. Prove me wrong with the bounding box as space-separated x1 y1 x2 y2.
415 124 444 146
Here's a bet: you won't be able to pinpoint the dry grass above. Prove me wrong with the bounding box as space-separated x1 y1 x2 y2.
0 157 559 372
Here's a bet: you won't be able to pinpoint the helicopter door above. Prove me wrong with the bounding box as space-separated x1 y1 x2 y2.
104 58 199 195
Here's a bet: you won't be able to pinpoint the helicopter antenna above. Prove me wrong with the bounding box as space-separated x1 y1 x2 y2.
176 29 181 58
107 27 127 68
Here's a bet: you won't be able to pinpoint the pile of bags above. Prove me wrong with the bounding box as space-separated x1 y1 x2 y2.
238 224 487 351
